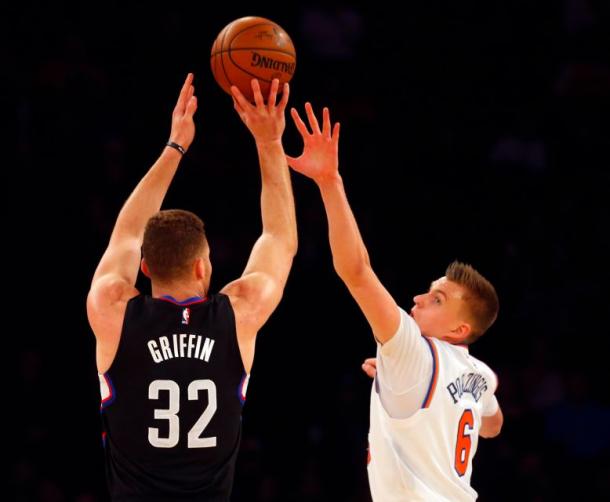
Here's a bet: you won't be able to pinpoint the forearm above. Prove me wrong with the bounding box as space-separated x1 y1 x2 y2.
110 147 183 242
480 405 503 438
257 140 297 251
318 176 370 280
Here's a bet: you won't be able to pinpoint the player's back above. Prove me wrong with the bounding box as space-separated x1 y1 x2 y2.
368 336 498 501
99 293 247 502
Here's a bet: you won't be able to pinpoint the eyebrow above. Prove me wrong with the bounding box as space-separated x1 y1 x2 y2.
429 282 448 299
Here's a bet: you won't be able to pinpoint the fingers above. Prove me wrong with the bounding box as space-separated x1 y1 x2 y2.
267 78 279 108
361 362 377 379
181 72 194 93
251 79 264 107
304 102 321 134
322 107 330 138
231 85 250 112
277 82 290 113
186 95 198 116
186 82 194 103
291 103 339 142
364 357 377 367
176 73 194 112
362 357 377 375
290 107 311 137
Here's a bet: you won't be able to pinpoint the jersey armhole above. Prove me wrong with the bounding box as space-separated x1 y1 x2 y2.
420 337 439 408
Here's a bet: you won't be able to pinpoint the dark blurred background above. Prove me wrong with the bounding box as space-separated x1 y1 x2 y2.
7 0 610 500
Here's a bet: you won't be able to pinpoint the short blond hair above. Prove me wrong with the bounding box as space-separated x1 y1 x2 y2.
446 261 499 344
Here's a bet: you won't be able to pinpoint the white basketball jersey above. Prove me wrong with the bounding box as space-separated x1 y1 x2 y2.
367 319 498 501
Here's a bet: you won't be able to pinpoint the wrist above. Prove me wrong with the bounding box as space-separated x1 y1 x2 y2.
317 174 342 190
163 144 184 160
255 138 283 150
166 140 187 155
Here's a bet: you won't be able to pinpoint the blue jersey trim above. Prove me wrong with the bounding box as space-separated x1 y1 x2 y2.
100 372 117 410
237 372 249 405
159 295 207 305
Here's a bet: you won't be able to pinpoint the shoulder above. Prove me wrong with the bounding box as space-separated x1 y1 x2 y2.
379 308 430 362
87 274 139 332
468 353 499 391
221 272 275 301
220 273 280 332
379 308 421 345
88 274 139 306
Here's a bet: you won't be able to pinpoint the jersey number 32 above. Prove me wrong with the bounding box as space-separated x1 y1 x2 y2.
148 379 217 448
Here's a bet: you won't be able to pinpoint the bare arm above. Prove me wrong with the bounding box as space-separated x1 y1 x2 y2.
220 80 297 368
287 105 399 343
87 74 197 370
480 406 503 438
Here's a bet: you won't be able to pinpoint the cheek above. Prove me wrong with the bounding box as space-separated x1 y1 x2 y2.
422 309 446 326
417 310 433 326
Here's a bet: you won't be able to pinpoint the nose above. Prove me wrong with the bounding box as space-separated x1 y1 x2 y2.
413 294 423 306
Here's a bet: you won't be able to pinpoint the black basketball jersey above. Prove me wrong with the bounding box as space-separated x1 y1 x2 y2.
99 293 247 502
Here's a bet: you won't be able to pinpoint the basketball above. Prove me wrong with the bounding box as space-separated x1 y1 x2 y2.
210 16 296 102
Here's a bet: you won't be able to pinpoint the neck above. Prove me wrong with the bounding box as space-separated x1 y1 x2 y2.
438 335 469 348
151 281 206 301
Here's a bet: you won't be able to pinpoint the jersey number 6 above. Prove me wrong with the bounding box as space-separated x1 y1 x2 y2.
454 409 474 477
148 379 217 448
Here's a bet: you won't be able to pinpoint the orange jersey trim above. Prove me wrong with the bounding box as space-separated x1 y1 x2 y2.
421 337 439 408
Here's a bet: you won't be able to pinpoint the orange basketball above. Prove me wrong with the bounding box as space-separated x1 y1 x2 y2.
210 16 296 102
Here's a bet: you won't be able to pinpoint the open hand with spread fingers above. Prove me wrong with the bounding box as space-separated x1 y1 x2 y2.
286 103 340 184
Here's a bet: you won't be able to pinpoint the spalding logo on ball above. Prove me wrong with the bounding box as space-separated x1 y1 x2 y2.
211 16 296 102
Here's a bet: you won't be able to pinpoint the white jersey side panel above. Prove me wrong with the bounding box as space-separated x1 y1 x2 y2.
367 315 498 502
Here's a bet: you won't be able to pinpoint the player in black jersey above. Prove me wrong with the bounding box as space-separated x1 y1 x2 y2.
86 74 297 501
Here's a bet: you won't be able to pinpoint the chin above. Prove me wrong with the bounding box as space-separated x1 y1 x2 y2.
417 324 429 337
419 326 438 339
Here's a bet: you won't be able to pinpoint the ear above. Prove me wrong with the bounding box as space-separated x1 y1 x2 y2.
447 322 472 343
194 257 205 280
141 258 152 278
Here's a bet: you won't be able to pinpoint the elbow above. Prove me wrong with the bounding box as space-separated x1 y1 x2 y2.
333 259 370 285
285 232 298 258
480 425 502 439
332 248 371 282
290 231 298 257
264 230 297 259
270 223 298 257
282 234 298 261
480 413 503 439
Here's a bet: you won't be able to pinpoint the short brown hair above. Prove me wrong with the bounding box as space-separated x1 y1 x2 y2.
445 261 499 344
142 209 207 282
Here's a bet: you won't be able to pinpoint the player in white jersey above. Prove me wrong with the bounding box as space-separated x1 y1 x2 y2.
287 104 503 501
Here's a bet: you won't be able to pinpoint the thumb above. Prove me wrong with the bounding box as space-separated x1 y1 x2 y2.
285 154 298 168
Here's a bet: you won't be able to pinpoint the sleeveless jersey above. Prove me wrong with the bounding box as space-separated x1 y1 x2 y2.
99 293 248 502
367 316 498 501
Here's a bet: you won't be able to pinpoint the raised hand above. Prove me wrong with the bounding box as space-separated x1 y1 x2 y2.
286 103 340 183
231 79 289 144
169 73 198 151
